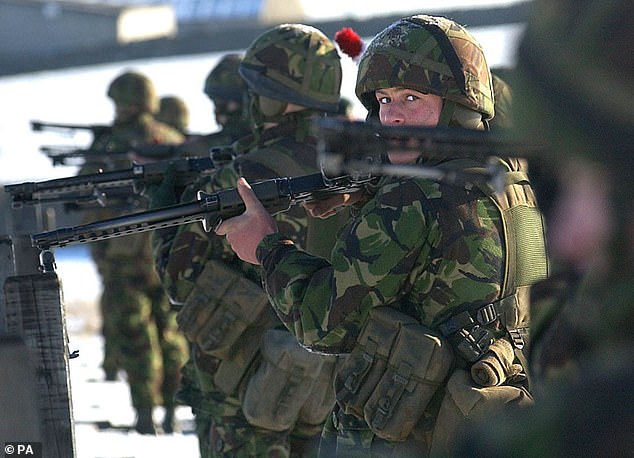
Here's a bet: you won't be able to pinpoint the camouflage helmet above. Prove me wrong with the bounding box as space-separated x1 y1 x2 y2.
204 53 247 102
157 96 189 134
107 71 158 113
239 23 342 113
355 15 495 127
514 0 634 165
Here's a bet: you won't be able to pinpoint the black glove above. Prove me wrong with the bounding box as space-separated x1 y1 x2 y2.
145 163 178 209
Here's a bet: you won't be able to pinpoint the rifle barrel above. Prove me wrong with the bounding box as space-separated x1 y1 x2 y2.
5 156 217 207
314 118 545 158
32 200 206 249
30 172 369 250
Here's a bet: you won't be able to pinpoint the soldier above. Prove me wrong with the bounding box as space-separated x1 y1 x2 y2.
148 24 348 456
216 15 548 456
83 70 188 435
175 53 253 158
332 96 356 120
157 95 190 136
148 53 252 455
452 0 634 454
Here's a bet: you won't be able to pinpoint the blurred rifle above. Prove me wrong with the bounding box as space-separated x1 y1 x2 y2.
31 172 375 253
5 153 231 210
31 120 206 140
313 119 545 191
30 120 112 137
40 143 184 166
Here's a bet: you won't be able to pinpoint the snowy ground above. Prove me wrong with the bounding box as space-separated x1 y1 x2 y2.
56 247 199 458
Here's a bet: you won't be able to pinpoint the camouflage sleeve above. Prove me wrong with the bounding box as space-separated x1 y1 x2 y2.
257 179 434 354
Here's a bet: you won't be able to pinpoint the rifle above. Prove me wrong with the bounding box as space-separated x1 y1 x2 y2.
31 172 375 251
313 118 544 189
5 155 224 209
40 143 183 166
31 120 206 141
30 120 112 137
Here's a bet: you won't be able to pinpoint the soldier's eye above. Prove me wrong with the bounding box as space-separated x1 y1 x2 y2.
378 96 391 104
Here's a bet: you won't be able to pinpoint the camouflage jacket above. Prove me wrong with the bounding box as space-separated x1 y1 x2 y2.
256 156 544 355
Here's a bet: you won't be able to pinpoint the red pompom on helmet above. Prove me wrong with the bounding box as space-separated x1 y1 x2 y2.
334 27 363 60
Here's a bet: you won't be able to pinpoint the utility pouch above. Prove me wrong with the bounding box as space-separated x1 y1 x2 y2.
242 329 326 432
364 322 454 441
213 325 264 395
176 260 234 340
177 260 273 359
430 369 534 456
334 307 417 418
298 354 344 426
195 273 271 358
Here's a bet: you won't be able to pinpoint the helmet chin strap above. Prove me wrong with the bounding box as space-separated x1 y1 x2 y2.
439 100 485 130
250 94 288 126
437 100 456 127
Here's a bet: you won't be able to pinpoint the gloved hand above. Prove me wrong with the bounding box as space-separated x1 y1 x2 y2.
145 163 178 209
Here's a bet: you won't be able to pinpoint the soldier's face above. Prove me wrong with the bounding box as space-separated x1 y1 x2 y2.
375 87 443 164
214 99 240 126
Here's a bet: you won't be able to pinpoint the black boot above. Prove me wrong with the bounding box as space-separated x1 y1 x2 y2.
134 407 156 435
104 368 118 381
162 406 179 434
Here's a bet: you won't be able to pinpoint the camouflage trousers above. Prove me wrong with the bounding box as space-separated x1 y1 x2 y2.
318 405 433 458
204 394 321 458
100 273 188 408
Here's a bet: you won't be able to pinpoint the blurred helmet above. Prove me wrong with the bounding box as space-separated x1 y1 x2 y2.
489 72 513 130
355 15 494 128
337 97 354 118
204 53 248 102
514 0 634 165
157 96 189 134
239 23 342 124
107 71 158 113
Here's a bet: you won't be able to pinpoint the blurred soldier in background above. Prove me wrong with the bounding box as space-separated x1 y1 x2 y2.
176 53 253 158
332 96 356 120
157 95 190 136
148 24 348 456
82 70 188 435
454 0 634 455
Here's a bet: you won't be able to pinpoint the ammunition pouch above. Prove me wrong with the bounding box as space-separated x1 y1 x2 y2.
212 324 267 395
176 260 273 359
241 329 336 431
298 353 344 427
335 307 454 441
